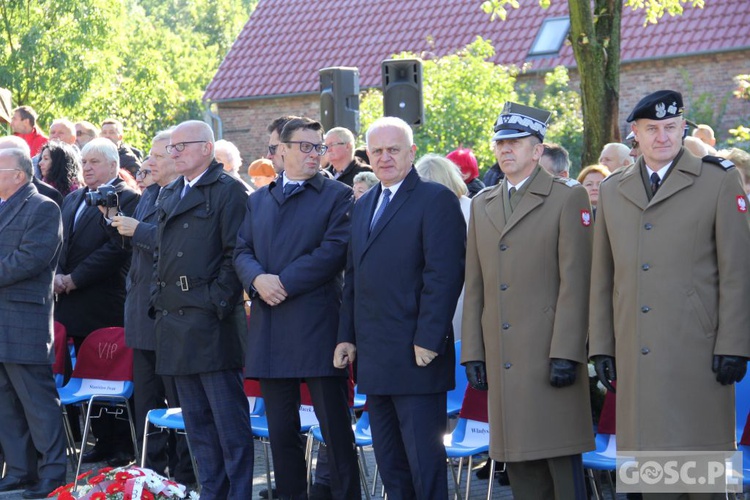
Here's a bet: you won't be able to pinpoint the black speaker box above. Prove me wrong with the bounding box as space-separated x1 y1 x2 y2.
319 67 360 134
381 58 424 127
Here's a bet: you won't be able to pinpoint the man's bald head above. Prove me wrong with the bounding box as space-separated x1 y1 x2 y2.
0 135 31 155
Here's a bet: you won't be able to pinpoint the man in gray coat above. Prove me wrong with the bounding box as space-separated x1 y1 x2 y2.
0 148 66 499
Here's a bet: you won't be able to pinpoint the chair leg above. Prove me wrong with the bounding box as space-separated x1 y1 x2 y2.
585 468 601 500
262 439 272 497
371 463 379 496
74 402 97 491
464 456 473 500
60 406 79 470
357 449 371 500
605 469 616 499
449 456 462 500
141 412 151 468
305 433 316 497
124 399 140 465
486 460 496 500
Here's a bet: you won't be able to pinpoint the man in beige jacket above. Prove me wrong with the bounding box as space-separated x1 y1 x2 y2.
589 90 750 499
461 102 594 499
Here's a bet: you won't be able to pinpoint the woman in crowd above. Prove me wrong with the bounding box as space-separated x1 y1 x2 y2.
135 157 154 191
352 171 378 201
447 147 486 198
38 141 81 197
577 164 611 216
247 158 276 188
416 153 471 222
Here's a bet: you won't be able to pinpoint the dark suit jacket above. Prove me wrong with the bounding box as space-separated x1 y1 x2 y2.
0 183 63 364
234 173 353 378
54 178 139 338
123 183 160 351
326 158 372 187
338 168 466 395
152 161 248 376
32 177 64 206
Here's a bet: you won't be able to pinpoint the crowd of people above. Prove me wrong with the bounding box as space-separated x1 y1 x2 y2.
0 88 749 500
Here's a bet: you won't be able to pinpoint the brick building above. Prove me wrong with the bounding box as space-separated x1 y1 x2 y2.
204 0 750 164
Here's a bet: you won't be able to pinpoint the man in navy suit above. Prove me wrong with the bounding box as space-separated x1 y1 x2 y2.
235 117 359 499
335 117 466 499
0 147 66 499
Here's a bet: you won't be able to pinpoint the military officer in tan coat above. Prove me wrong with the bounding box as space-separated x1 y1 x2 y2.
589 90 750 498
462 102 594 499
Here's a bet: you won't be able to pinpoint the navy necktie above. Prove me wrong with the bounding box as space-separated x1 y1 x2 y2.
370 188 392 232
284 182 301 197
181 183 191 199
650 172 661 196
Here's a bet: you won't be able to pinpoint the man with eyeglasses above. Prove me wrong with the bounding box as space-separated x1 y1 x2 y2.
151 120 253 498
266 115 298 174
323 127 372 187
235 116 360 500
0 147 67 499
75 121 99 149
106 129 195 487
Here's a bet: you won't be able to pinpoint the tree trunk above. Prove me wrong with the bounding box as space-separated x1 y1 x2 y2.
568 0 622 166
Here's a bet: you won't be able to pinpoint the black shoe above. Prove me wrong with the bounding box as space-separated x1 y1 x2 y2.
497 468 510 486
22 478 66 499
107 450 135 467
259 487 279 498
309 483 333 500
475 460 492 479
81 446 114 463
0 475 34 492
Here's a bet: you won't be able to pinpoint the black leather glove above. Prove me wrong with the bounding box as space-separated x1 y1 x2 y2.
549 358 578 388
712 355 748 385
591 355 617 393
465 361 488 391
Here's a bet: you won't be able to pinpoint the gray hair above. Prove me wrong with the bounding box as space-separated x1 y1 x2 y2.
214 139 242 171
366 117 413 148
152 128 174 143
415 154 468 198
353 171 379 189
0 148 33 182
542 143 571 175
325 127 355 145
0 135 31 156
82 137 120 167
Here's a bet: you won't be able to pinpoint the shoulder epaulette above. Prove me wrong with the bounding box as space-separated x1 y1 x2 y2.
600 168 626 184
703 155 735 171
553 177 580 188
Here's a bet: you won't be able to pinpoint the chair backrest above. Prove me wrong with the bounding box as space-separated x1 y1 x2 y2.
52 321 68 377
736 373 750 443
446 340 468 415
71 327 133 381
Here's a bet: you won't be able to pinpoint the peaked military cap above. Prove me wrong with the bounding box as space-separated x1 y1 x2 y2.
492 102 551 142
626 90 684 122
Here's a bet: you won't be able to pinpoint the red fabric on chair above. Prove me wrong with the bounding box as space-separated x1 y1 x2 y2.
458 386 489 423
243 378 263 397
52 321 68 376
740 413 750 445
597 383 617 435
70 327 133 381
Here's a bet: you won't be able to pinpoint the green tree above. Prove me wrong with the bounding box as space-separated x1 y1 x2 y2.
482 0 704 166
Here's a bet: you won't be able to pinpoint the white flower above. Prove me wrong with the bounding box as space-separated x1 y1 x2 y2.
189 491 200 499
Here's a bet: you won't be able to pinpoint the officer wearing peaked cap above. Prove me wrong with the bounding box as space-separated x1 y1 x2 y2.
461 102 594 499
589 90 750 497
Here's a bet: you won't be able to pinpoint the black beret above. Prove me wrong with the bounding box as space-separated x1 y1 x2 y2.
626 90 684 122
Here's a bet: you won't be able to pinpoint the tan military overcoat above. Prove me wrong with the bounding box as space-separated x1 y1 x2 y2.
589 149 750 451
461 166 595 462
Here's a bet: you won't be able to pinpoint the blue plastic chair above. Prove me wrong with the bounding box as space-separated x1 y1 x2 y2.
735 372 750 443
57 327 138 491
353 384 366 410
306 412 373 499
582 433 617 499
444 417 490 500
141 408 199 486
447 340 468 416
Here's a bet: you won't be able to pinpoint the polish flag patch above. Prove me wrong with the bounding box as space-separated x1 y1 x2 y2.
581 210 592 227
738 196 747 213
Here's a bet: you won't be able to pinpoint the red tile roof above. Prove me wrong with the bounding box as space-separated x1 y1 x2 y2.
204 0 750 102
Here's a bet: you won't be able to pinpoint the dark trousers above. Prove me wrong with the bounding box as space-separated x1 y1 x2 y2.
368 392 448 500
506 454 587 500
133 349 194 483
175 369 254 499
0 363 67 481
260 377 360 499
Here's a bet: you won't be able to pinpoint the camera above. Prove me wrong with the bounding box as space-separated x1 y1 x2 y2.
84 185 119 208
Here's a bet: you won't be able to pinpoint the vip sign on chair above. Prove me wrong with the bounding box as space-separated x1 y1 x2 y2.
319 66 360 134
381 58 424 127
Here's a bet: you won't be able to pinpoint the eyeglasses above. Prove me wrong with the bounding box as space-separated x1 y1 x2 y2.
136 169 152 178
0 168 20 172
325 141 347 149
285 141 328 155
267 144 278 155
166 141 207 154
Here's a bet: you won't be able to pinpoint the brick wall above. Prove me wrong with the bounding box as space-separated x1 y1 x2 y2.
214 49 750 167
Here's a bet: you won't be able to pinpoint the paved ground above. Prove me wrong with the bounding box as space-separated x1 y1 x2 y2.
1 442 627 499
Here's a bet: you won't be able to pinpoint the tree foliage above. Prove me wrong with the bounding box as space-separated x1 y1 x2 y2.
481 0 704 166
0 0 256 150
